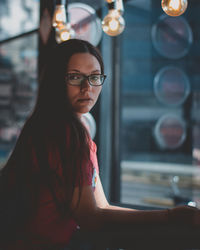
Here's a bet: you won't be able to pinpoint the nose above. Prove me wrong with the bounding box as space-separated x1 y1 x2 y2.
80 78 92 92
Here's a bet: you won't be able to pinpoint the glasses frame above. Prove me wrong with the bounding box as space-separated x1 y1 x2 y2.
65 73 107 86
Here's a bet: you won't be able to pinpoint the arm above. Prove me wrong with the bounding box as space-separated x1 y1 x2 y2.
70 174 169 230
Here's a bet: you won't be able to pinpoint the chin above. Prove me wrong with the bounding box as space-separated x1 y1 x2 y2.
78 105 93 114
76 108 91 115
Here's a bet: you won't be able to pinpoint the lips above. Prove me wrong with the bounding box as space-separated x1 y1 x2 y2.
77 97 93 102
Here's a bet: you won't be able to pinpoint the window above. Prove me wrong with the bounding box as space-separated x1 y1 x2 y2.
0 0 39 168
0 0 39 41
119 0 200 209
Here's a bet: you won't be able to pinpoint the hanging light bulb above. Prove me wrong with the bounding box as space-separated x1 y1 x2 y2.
52 1 76 43
161 0 188 17
102 9 125 36
55 23 75 43
102 0 125 37
52 5 67 28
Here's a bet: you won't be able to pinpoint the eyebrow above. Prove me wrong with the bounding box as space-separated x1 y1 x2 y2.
67 69 101 74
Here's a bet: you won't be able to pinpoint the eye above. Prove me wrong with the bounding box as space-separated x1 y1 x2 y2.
68 74 82 80
90 75 100 81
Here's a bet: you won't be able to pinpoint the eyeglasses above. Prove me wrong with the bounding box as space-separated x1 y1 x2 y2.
65 73 107 86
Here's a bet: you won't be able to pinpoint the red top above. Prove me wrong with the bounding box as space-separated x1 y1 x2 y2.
5 139 99 250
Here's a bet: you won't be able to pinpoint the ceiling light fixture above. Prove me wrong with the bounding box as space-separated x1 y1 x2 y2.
161 0 188 16
102 0 125 36
52 0 75 43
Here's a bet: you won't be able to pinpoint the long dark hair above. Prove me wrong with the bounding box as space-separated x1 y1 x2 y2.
1 39 104 226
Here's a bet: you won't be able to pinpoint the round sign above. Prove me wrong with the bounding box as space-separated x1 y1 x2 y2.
151 14 193 59
154 114 186 150
154 66 190 106
68 3 102 46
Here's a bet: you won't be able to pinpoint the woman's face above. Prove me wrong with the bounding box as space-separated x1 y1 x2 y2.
66 53 102 117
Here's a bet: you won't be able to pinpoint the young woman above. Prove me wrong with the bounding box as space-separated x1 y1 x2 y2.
0 39 199 249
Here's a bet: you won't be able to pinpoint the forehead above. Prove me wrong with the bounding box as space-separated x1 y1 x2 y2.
67 53 101 72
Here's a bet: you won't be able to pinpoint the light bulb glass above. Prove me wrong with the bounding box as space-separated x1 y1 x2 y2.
161 0 188 16
55 23 75 43
105 0 114 3
102 9 125 36
52 5 67 27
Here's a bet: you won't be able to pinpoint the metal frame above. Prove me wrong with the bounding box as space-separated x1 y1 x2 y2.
99 11 122 203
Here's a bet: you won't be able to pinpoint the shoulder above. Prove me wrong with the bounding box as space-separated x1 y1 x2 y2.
90 139 97 153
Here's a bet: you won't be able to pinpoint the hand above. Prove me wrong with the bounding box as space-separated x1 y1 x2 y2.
168 205 199 227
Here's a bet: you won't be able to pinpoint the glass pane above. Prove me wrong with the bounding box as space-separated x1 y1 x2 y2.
120 0 200 209
0 33 38 167
0 0 39 41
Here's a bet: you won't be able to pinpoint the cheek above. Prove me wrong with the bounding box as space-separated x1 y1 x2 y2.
66 86 78 103
93 87 102 100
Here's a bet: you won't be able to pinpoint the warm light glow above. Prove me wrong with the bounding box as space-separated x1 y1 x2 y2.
169 0 180 10
60 29 71 41
52 4 76 43
102 9 125 36
161 0 188 16
55 23 75 43
52 5 67 27
109 19 119 31
105 0 114 3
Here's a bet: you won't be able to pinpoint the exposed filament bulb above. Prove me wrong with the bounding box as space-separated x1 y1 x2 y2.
102 9 125 36
55 23 75 43
161 0 188 16
52 5 67 28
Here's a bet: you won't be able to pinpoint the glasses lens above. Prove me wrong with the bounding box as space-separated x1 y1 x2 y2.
89 75 104 86
66 74 105 86
67 74 83 85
